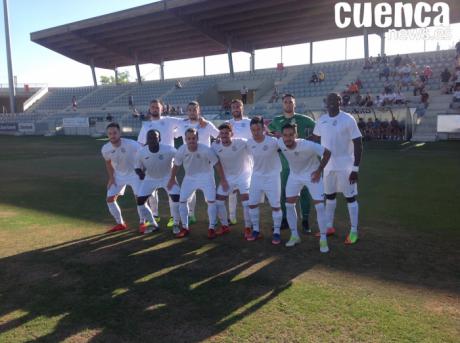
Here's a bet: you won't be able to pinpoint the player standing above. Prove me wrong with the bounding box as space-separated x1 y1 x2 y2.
101 122 143 232
312 93 363 244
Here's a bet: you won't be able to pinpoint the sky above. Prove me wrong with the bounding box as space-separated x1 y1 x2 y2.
0 0 459 87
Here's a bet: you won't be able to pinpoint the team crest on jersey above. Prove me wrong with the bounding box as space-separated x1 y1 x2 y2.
145 156 150 160
263 145 268 151
111 150 116 154
251 145 256 149
121 148 126 153
196 153 201 159
232 146 237 152
333 120 338 126
159 154 164 160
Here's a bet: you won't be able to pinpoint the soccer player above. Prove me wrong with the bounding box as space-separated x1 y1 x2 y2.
246 116 283 244
312 93 363 244
176 101 220 224
137 99 182 228
268 94 315 233
101 122 143 232
227 99 252 225
278 123 331 252
212 122 253 237
135 129 181 235
167 128 228 239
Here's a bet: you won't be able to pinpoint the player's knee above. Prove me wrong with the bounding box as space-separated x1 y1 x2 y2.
137 196 149 206
325 193 337 200
346 196 356 203
169 194 180 202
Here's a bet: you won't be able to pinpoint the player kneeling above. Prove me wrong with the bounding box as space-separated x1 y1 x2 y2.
212 122 253 237
168 128 228 239
278 124 331 253
135 129 181 234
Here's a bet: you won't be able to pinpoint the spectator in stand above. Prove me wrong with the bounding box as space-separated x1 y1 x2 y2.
376 54 382 64
394 91 406 105
318 71 325 83
175 80 183 89
357 117 366 135
177 106 184 115
379 63 390 81
342 92 351 106
455 67 460 87
400 64 413 90
310 72 319 84
420 89 429 106
363 58 372 69
373 118 381 139
450 84 460 109
413 77 426 96
393 54 402 68
353 93 363 106
106 113 113 122
348 82 359 94
380 118 390 139
165 103 170 114
366 117 374 138
128 94 134 109
269 86 280 103
382 53 388 64
170 106 176 115
355 78 363 90
402 54 412 66
390 116 401 140
72 96 77 111
423 65 433 80
359 93 373 107
440 68 452 94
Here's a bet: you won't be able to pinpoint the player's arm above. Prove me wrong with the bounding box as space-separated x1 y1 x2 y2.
267 119 281 138
214 160 229 192
134 153 145 180
309 134 321 143
105 160 116 189
350 137 363 184
311 148 331 183
167 164 180 190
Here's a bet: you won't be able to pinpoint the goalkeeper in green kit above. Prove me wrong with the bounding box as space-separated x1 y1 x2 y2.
268 94 316 232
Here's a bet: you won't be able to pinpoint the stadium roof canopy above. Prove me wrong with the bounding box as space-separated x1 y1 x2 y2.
31 0 460 70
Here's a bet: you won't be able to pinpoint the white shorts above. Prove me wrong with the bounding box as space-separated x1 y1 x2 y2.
324 170 358 198
107 175 141 197
248 174 281 208
217 174 251 196
138 176 180 197
286 174 324 201
180 176 216 202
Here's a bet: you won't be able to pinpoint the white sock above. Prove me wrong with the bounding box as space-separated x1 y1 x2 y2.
137 205 146 224
347 201 359 233
137 204 157 226
242 200 252 228
272 210 282 235
107 201 123 224
285 203 298 237
216 200 229 226
207 202 217 229
315 203 327 240
249 207 260 232
228 192 237 221
170 201 180 225
149 191 159 217
189 192 196 216
179 202 189 229
325 199 337 228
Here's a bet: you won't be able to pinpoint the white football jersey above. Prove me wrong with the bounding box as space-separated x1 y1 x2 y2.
135 144 176 180
229 118 252 139
174 143 218 177
246 135 281 177
137 116 182 147
177 119 219 147
212 138 252 179
313 111 362 171
101 138 140 178
278 138 325 176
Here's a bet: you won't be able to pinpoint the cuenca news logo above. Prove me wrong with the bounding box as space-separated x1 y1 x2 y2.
334 2 452 40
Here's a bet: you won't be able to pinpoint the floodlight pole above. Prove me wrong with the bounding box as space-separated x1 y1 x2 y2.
380 32 385 55
363 28 369 60
90 59 97 87
160 60 165 81
250 50 255 73
309 42 313 65
203 56 206 77
227 38 234 78
114 68 119 85
134 53 142 84
3 0 16 113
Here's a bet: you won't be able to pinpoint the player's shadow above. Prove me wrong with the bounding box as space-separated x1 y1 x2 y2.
0 214 459 342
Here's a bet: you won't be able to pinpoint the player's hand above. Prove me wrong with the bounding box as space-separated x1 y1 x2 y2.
349 171 359 184
198 117 208 128
135 168 145 180
310 169 322 183
166 178 176 191
107 178 116 190
221 179 229 192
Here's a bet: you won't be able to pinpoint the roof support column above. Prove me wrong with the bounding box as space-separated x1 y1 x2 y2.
90 59 97 87
363 28 369 60
309 42 313 65
160 60 165 81
134 54 142 84
203 56 206 77
250 50 255 74
227 39 234 78
3 0 16 113
114 68 119 85
379 31 385 56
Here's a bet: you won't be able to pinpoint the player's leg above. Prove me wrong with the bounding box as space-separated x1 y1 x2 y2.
284 175 303 247
188 191 197 224
240 193 252 238
228 191 238 225
106 181 127 232
216 182 230 235
299 186 312 233
306 179 329 253
200 179 218 239
338 170 359 244
280 166 290 228
177 177 195 238
165 181 181 235
148 189 160 222
247 179 263 241
322 171 338 236
136 191 159 234
265 176 282 245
